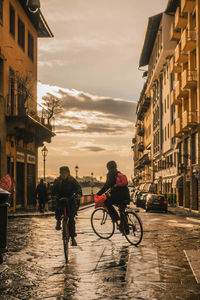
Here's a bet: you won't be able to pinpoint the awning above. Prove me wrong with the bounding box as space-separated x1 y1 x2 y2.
172 176 183 188
139 183 146 191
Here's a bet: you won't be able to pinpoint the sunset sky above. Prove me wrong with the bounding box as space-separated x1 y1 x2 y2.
37 0 167 180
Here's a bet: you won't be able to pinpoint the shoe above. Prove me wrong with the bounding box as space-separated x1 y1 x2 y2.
56 220 61 230
71 238 77 246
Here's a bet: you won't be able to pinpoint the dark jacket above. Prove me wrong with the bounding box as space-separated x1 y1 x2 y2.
52 175 82 199
35 182 48 202
97 169 130 203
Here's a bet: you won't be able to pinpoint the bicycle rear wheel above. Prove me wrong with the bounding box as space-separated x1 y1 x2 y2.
62 218 69 263
91 208 115 239
123 211 143 246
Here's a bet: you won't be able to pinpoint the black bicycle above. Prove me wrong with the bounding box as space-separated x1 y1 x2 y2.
91 201 143 246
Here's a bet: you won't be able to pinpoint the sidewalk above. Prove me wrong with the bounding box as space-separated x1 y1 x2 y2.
168 205 200 222
8 203 94 219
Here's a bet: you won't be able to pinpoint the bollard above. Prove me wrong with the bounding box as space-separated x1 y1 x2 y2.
0 188 10 253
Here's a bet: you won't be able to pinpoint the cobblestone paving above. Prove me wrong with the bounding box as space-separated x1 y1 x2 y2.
0 207 200 299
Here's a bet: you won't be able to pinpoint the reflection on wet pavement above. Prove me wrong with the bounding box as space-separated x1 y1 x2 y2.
0 208 200 299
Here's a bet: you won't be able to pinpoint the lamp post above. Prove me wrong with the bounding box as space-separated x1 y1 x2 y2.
91 172 94 195
75 165 79 179
41 145 48 181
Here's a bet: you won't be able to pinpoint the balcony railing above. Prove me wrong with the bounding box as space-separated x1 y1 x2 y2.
181 0 195 14
182 110 198 128
170 22 181 41
170 89 182 106
5 94 55 131
175 81 188 99
138 142 145 152
175 117 183 136
181 28 196 52
136 125 144 136
170 56 181 74
175 43 188 64
181 69 197 89
175 6 187 29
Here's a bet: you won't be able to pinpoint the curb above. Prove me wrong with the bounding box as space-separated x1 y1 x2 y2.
8 203 94 219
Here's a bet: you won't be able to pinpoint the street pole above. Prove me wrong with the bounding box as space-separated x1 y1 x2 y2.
91 172 94 195
41 145 48 181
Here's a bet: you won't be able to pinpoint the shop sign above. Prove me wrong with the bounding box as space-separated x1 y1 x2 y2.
16 152 25 162
27 154 36 164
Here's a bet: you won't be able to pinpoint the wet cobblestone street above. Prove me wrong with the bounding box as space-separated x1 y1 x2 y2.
1 206 200 300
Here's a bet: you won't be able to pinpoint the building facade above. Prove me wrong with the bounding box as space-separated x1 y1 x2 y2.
0 0 54 211
133 0 200 212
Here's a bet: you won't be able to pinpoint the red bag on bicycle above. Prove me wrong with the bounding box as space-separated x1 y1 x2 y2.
94 193 106 208
116 172 128 187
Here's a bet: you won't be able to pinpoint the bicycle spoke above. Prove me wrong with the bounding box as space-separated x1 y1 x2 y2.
123 211 143 246
91 208 115 239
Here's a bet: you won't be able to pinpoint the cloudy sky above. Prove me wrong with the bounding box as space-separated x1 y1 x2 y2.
37 0 166 180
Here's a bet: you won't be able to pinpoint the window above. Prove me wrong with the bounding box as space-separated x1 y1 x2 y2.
28 32 34 61
0 0 3 25
10 4 15 37
18 17 25 50
167 95 169 109
168 123 169 139
191 133 197 164
0 58 3 94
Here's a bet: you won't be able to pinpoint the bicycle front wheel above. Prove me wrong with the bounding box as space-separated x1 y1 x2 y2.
124 211 143 246
62 218 69 263
91 208 115 239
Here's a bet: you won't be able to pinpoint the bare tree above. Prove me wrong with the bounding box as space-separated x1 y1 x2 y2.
42 93 63 120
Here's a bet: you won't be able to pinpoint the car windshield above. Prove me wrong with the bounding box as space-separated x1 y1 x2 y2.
152 195 164 201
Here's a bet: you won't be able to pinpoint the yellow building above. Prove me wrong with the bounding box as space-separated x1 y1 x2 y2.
133 0 200 213
0 0 54 211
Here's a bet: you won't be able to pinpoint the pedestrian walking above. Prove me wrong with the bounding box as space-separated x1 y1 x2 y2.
35 179 48 213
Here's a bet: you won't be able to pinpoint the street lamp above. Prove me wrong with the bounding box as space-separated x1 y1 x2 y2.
91 172 94 195
75 165 79 179
41 145 48 181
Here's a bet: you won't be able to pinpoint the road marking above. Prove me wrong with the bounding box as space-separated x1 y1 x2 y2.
184 250 200 283
125 247 160 282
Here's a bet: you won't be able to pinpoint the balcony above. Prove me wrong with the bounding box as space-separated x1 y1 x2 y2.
175 117 183 136
175 43 188 64
6 95 55 146
171 123 175 138
175 81 188 99
137 96 151 121
181 28 196 52
170 56 182 73
132 137 137 144
182 110 198 129
175 6 187 29
181 69 197 89
170 22 181 41
181 0 195 14
171 89 182 105
138 142 145 152
136 125 144 136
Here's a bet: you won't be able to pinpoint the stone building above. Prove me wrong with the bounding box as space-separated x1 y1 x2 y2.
0 0 54 211
133 0 200 212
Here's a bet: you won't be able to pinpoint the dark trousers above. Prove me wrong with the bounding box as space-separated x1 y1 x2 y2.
55 200 77 238
104 197 119 223
38 198 45 212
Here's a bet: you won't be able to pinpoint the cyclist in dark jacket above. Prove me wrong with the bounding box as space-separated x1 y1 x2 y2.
96 161 130 224
52 166 82 246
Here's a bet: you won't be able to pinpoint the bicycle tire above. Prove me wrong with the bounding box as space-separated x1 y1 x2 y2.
91 208 115 239
123 211 143 246
62 217 69 263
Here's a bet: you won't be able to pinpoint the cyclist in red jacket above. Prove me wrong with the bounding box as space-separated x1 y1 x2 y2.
96 161 130 225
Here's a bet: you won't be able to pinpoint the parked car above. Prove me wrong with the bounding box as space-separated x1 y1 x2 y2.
145 193 168 213
135 191 148 207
